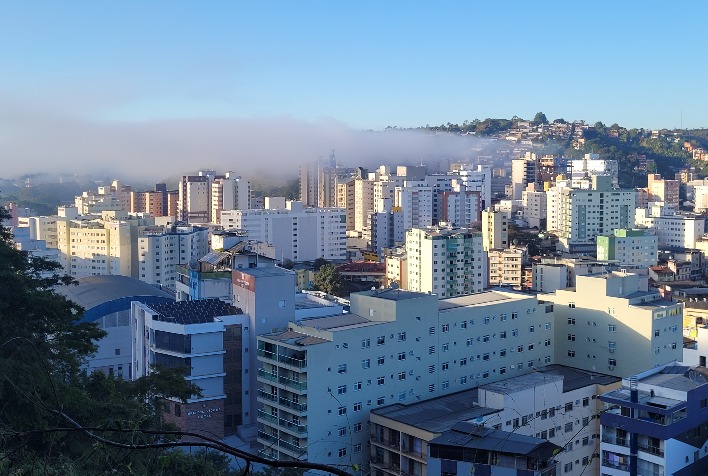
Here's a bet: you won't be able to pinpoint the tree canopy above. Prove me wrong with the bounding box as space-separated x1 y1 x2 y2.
312 263 347 297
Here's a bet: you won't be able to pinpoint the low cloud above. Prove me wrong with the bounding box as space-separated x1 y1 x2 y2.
0 100 491 182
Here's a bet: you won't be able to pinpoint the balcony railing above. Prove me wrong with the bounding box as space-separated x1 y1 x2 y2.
257 410 308 434
257 349 307 369
257 430 307 455
602 459 629 471
638 444 664 457
601 435 628 447
257 369 307 391
257 389 308 412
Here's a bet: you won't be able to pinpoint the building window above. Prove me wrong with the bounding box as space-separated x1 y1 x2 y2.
564 462 573 473
377 396 385 405
529 325 535 333
398 352 406 361
568 350 575 358
582 397 589 407
353 402 362 412
442 362 449 371
377 336 385 345
398 332 406 341
500 367 506 374
354 422 362 432
565 402 573 412
429 384 435 392
568 317 576 325
354 381 362 391
466 338 473 346
460 358 467 366
500 350 507 357
362 359 370 369
337 385 346 395
482 335 490 343
442 324 449 333
429 326 436 335
442 343 450 351
442 380 449 389
483 316 491 325
362 338 370 348
377 356 385 365
512 329 519 337
608 358 617 366
565 422 573 432
338 448 347 457
377 376 385 386
429 346 436 354
568 334 575 341
338 406 346 415
338 364 347 374
338 427 347 437
353 443 362 453
460 321 467 329
544 339 551 347
608 324 616 332
483 353 490 361
672 342 677 350
460 376 467 384
398 372 406 381
500 331 507 339
654 329 660 337
429 365 435 373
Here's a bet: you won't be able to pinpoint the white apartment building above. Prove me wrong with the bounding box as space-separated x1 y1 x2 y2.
354 177 376 233
178 174 211 223
635 207 705 249
221 201 346 262
439 189 481 228
532 263 568 293
478 365 620 476
555 175 634 253
369 202 405 256
542 272 683 378
256 288 555 468
405 227 485 297
596 228 658 268
132 299 250 437
456 165 492 210
569 153 619 188
522 187 547 229
511 152 538 200
481 208 509 252
210 173 251 223
694 185 708 213
17 215 58 248
396 182 435 231
137 225 209 290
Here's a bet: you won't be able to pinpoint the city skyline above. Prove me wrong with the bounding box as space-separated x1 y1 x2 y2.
1 1 706 178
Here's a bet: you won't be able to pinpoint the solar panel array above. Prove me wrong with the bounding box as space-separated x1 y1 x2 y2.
150 299 243 324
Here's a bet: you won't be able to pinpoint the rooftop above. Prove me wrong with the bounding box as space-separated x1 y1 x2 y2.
429 422 561 459
55 275 173 309
481 365 619 394
147 299 242 324
233 266 294 278
372 388 500 433
299 313 377 331
439 289 531 312
359 288 427 301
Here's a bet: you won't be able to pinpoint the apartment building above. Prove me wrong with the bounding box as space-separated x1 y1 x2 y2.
130 184 178 217
132 299 249 438
370 364 619 476
596 228 658 269
569 153 619 188
542 272 683 378
488 246 527 289
635 207 705 249
178 173 211 223
396 183 435 231
554 175 635 253
404 227 486 297
646 173 680 211
600 364 708 476
210 173 251 223
522 186 547 229
481 208 509 252
221 201 346 262
137 224 209 290
255 288 554 468
56 211 154 278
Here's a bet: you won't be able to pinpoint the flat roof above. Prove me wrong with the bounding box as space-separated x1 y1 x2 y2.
439 290 530 311
372 388 500 433
233 267 294 278
299 313 374 330
55 275 173 309
261 330 329 346
481 365 619 394
359 288 428 301
430 422 561 459
146 299 242 324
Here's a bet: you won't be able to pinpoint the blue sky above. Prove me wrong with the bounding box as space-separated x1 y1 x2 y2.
0 2 706 178
2 1 705 130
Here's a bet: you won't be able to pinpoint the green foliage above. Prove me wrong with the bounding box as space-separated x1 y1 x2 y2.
533 112 548 125
312 257 330 271
0 205 221 474
312 264 347 297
